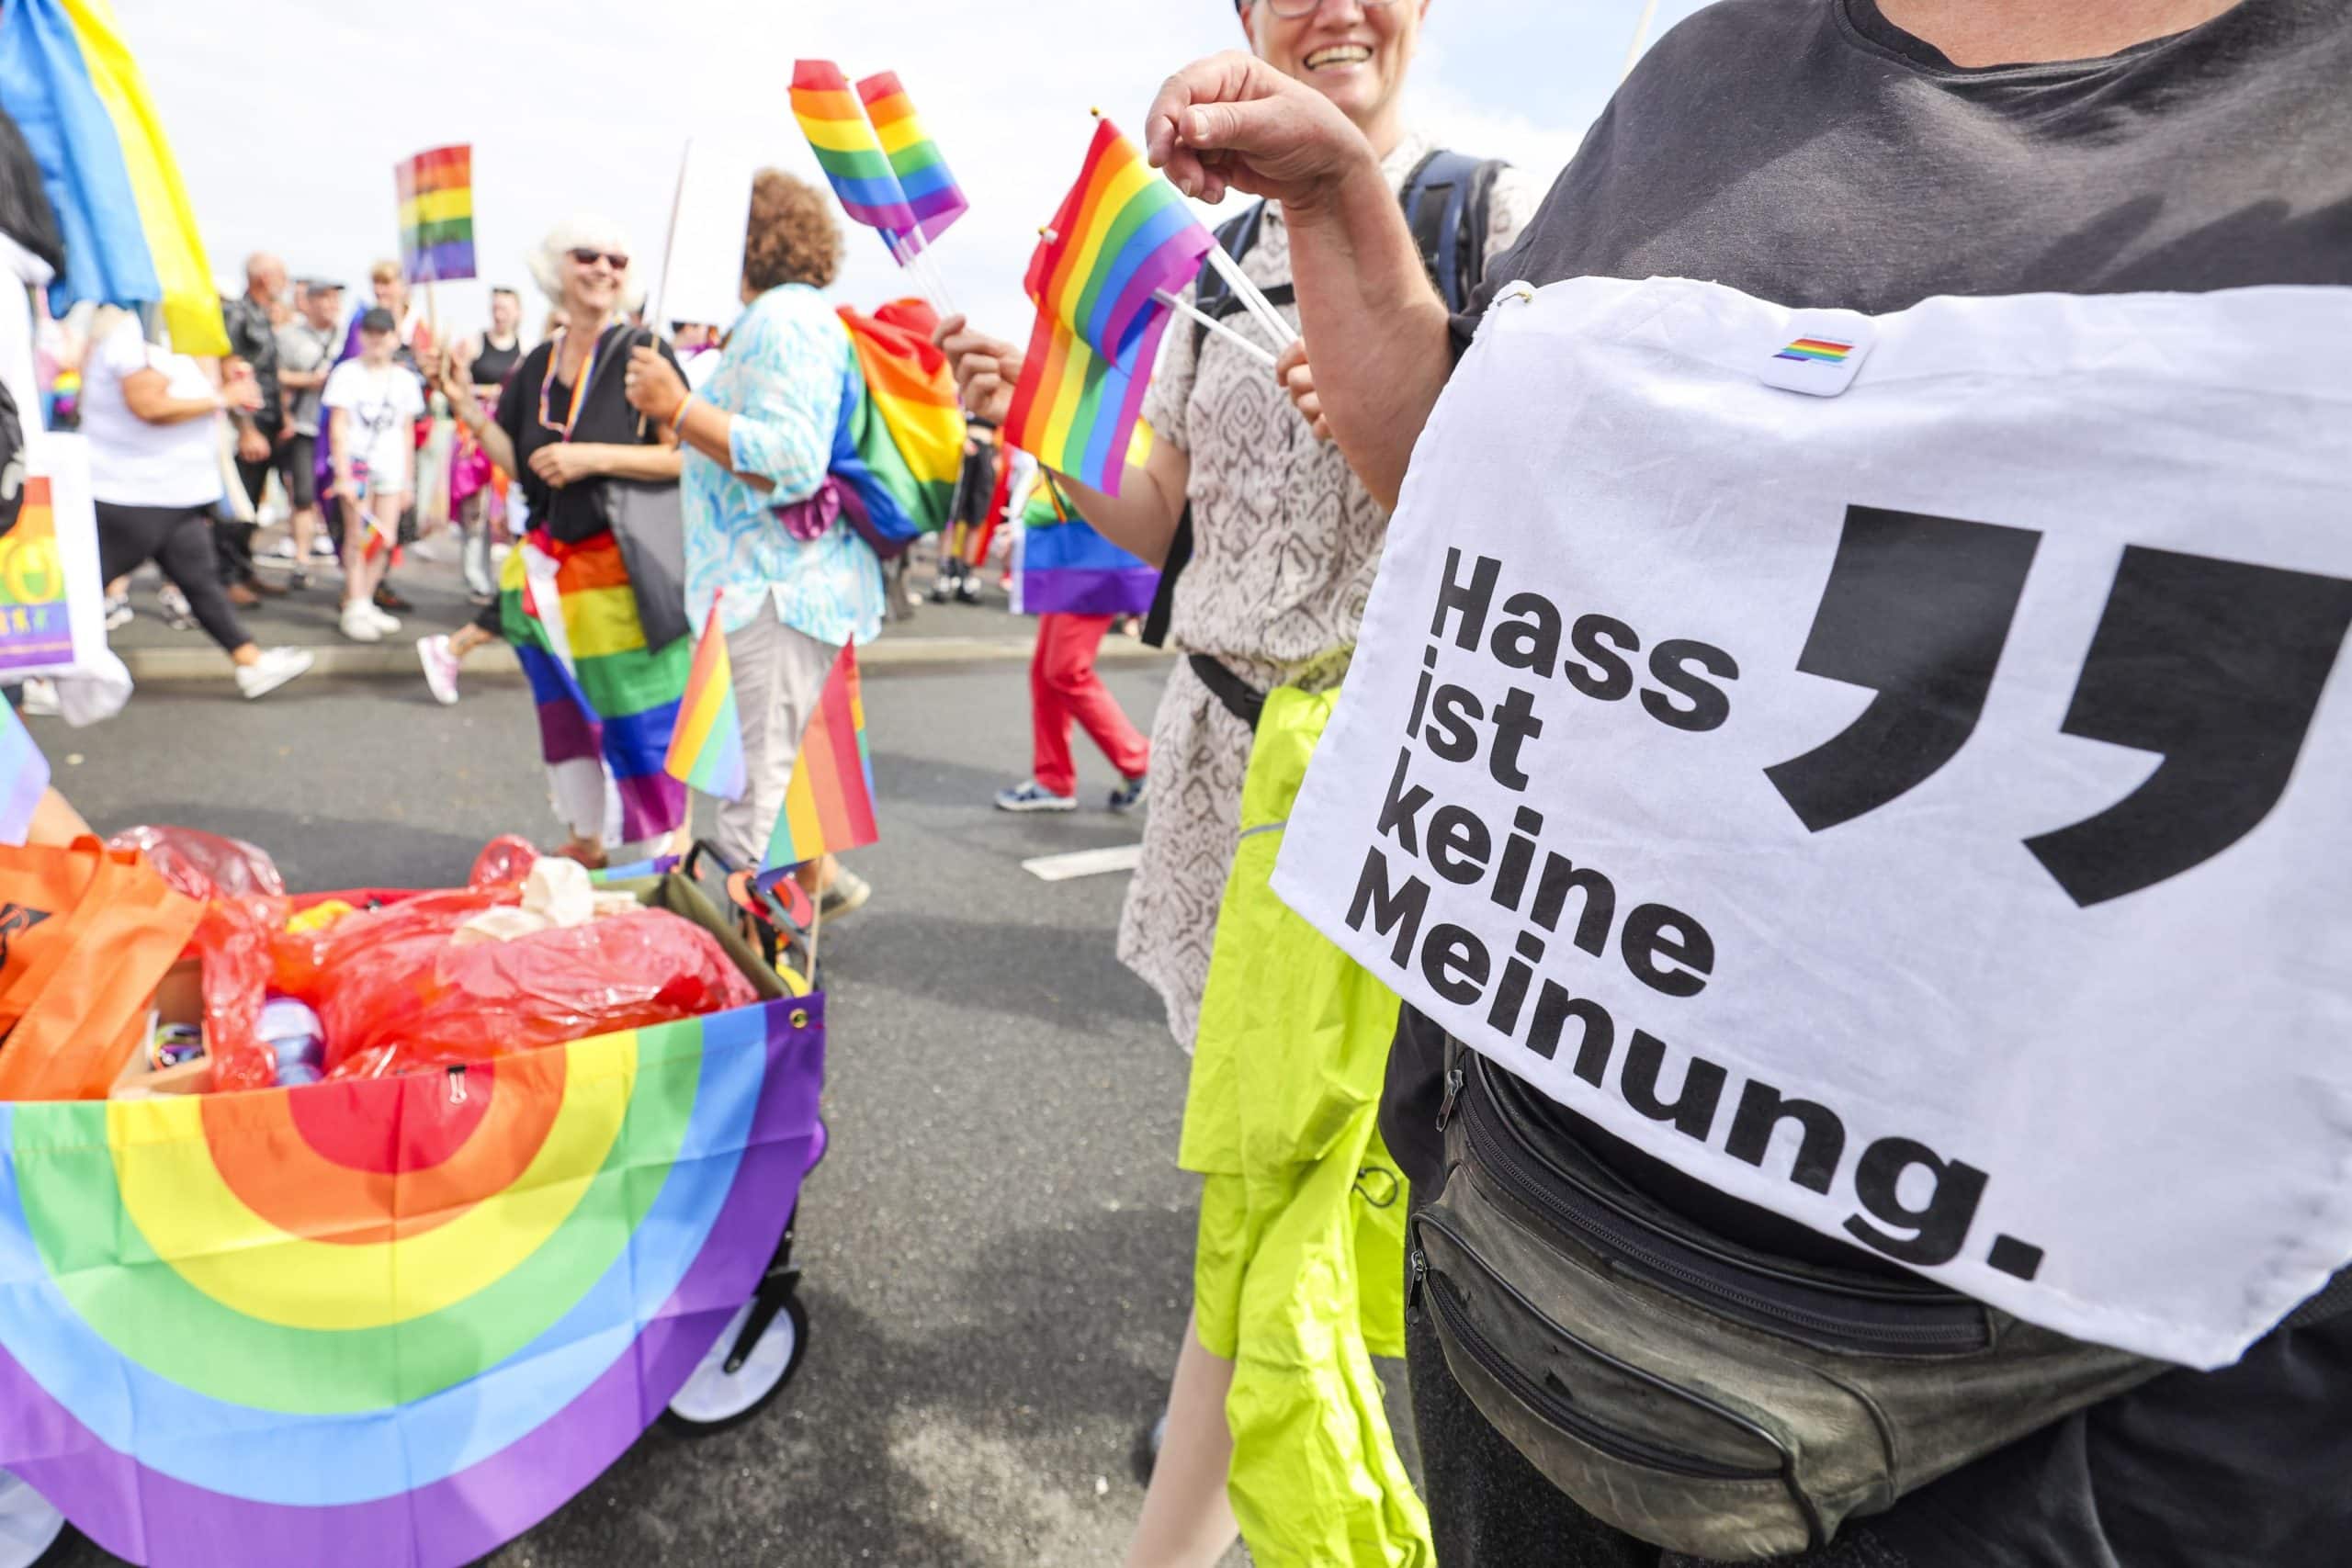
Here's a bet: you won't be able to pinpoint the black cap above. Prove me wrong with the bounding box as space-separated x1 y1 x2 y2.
358 306 397 333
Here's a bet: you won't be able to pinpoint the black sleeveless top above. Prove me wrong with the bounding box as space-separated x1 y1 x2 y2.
469 334 522 389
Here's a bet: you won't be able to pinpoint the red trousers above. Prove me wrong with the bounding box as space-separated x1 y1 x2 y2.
1031 612 1149 796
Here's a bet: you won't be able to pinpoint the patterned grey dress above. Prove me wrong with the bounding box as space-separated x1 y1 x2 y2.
1120 131 1539 1049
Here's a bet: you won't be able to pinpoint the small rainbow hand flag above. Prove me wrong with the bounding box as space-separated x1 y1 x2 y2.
763 646 878 874
397 143 476 283
855 72 967 245
663 617 748 802
0 701 51 847
1005 118 1213 496
792 60 919 246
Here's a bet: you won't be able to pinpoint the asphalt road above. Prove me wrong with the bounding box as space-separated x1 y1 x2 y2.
39 654 1241 1568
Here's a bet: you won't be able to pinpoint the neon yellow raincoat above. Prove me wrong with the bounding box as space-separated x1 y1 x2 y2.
1182 685 1430 1567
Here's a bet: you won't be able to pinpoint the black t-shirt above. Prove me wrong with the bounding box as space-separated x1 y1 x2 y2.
1387 2 2352 1563
492 326 682 543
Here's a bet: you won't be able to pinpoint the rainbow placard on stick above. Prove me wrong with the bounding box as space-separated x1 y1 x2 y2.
397 143 476 283
0 1000 825 1568
855 72 967 245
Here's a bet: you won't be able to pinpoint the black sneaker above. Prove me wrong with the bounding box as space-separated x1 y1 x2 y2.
1108 774 1148 813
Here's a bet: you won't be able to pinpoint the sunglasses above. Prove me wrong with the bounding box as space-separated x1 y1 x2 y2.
568 248 630 271
1247 0 1395 17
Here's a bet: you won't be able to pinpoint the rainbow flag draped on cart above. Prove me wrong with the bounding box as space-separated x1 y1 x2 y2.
0 999 826 1567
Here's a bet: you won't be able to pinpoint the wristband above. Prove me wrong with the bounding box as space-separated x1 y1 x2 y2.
669 392 696 436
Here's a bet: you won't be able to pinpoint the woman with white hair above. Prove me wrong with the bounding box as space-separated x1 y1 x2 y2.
425 217 693 866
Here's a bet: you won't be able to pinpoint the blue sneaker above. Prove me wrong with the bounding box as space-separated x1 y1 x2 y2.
995 779 1077 813
1108 774 1148 813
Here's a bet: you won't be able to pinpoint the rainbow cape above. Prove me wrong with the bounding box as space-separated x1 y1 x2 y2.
835 299 963 538
791 59 917 246
0 0 227 355
1018 465 1159 619
1004 118 1213 496
0 700 48 846
763 646 877 874
855 72 966 245
397 142 475 282
0 998 826 1568
664 615 748 802
502 533 692 846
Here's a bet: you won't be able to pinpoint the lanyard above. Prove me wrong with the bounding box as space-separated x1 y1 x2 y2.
536 324 604 441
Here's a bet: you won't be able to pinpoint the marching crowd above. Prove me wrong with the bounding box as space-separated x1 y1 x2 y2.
4 0 2347 1565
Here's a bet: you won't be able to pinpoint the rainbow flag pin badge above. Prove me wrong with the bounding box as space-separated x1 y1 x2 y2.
1760 310 1874 397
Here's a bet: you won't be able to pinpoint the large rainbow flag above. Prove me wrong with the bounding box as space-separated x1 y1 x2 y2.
764 647 877 874
790 59 917 247
1004 118 1213 496
502 533 692 847
396 142 476 283
0 0 227 355
1018 466 1159 618
855 72 967 245
664 615 747 802
0 998 826 1567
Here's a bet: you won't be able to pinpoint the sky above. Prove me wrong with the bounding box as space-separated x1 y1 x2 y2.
121 0 1714 344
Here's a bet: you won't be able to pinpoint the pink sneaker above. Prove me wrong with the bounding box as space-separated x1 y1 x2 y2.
416 635 460 705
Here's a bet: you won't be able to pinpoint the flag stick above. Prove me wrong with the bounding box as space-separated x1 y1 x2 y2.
1620 0 1663 80
1200 244 1297 353
1152 289 1277 368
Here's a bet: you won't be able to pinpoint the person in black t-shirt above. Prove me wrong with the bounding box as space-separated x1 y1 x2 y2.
1144 3 2352 1565
424 219 690 865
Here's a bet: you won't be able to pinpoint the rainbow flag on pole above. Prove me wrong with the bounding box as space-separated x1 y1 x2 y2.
855 72 967 245
0 701 50 847
1004 118 1214 496
763 646 878 874
397 143 476 283
791 60 917 245
0 0 227 354
663 617 747 802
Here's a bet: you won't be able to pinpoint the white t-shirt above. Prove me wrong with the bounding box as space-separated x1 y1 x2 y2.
77 313 223 509
322 360 425 493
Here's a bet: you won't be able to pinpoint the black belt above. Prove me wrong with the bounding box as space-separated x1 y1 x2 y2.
1188 653 1265 733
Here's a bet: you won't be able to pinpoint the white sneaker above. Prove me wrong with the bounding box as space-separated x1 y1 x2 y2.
261 536 298 561
312 535 339 559
235 646 313 700
417 635 461 705
368 604 402 634
339 602 383 643
16 679 59 718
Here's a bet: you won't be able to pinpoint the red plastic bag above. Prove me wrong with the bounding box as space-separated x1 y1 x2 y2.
271 886 517 1003
105 826 285 901
191 894 291 1092
469 835 540 889
321 908 756 1080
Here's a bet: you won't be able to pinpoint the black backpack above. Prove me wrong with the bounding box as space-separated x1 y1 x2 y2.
1140 150 1507 653
0 378 25 540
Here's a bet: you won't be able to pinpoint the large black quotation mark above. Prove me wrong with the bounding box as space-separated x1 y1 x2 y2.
1766 510 2352 906
2026 547 2352 906
1763 507 2042 833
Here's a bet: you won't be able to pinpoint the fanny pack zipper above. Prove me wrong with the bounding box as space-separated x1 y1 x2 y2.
1457 1055 1988 1354
1412 1217 1783 1483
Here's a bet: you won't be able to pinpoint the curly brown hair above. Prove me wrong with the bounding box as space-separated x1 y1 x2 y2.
741 169 843 294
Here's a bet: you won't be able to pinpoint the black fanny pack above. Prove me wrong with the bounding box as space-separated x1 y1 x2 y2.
1409 1042 2348 1560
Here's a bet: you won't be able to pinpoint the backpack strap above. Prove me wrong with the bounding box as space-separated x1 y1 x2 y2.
1402 149 1509 313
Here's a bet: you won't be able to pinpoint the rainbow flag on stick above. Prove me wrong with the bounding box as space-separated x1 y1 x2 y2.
397 143 476 282
855 72 967 245
0 0 228 354
662 617 747 802
791 60 918 246
0 702 51 847
1004 117 1214 496
763 646 878 874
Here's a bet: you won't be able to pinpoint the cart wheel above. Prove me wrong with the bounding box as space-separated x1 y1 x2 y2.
0 1470 71 1568
662 1293 808 1437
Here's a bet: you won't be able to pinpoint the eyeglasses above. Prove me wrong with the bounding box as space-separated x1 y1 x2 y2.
1251 0 1395 17
568 248 629 271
